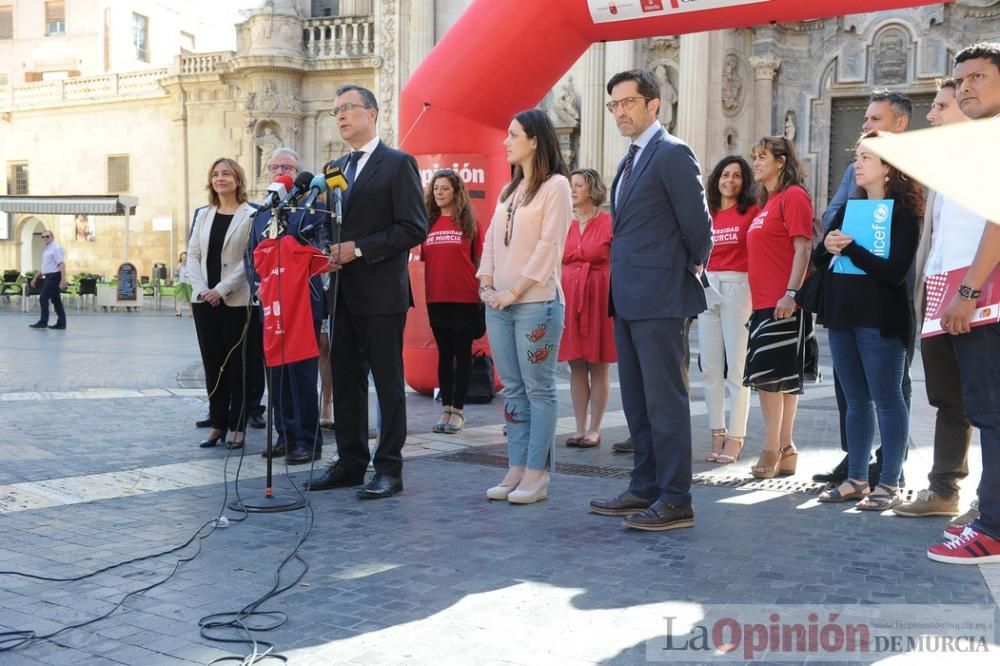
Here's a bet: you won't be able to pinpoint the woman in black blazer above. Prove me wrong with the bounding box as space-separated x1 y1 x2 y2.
186 158 255 449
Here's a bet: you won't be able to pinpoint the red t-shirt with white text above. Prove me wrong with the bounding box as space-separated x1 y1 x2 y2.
707 204 758 273
254 236 329 367
421 215 484 303
746 186 814 310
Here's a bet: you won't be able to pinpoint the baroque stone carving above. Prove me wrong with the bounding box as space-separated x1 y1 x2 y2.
652 63 678 133
721 53 746 117
255 125 284 177
873 26 909 85
549 77 580 128
784 110 797 142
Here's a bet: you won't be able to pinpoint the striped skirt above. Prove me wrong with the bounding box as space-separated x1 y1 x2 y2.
743 309 821 394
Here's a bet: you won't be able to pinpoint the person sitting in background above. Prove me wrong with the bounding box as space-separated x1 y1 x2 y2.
560 168 615 449
700 156 758 465
421 169 483 435
815 132 923 510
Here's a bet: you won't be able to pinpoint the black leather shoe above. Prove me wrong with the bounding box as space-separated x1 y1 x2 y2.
623 500 695 531
304 463 366 491
286 447 322 465
48 322 66 330
248 413 266 429
195 417 212 428
225 438 245 450
357 474 403 499
611 437 634 453
261 442 287 458
812 454 849 484
199 435 224 448
589 491 654 516
29 321 47 329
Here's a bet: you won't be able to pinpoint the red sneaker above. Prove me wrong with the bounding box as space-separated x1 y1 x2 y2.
928 527 1000 564
942 524 966 540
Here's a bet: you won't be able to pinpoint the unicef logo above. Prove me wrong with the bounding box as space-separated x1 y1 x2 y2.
874 204 890 223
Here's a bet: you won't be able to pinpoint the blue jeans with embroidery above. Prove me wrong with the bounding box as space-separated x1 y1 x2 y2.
486 299 564 471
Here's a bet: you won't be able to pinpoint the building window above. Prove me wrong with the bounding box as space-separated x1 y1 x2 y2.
0 6 13 40
311 1 339 17
180 31 195 52
132 13 149 62
45 1 64 36
107 155 130 193
8 162 29 195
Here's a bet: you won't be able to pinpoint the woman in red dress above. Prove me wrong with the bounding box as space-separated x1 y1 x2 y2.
559 168 616 448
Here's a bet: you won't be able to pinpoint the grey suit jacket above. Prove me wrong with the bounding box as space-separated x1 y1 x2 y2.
609 128 713 321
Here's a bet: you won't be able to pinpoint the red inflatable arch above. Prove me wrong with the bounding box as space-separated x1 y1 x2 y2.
400 0 942 394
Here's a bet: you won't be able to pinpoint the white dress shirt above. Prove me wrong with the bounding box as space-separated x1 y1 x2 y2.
351 135 381 181
614 120 664 208
40 242 65 274
925 196 987 277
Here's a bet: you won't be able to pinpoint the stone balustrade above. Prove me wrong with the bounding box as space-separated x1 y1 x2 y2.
303 16 375 58
3 70 167 111
179 52 228 76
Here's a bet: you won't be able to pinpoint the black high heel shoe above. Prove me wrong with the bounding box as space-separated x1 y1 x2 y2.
199 430 225 448
225 432 245 449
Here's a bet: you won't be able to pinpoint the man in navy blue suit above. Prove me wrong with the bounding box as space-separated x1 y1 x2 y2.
588 69 713 531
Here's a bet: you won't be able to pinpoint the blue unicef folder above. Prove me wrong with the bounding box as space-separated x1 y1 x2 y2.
832 199 894 275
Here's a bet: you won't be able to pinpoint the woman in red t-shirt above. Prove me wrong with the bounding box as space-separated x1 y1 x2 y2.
700 156 758 465
420 170 483 434
559 168 615 449
745 136 819 479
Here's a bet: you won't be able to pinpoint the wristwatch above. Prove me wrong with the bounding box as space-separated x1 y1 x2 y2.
957 284 981 300
354 245 363 258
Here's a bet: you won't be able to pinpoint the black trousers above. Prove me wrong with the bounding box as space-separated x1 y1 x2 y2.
431 325 476 409
922 333 973 497
193 302 248 432
331 301 407 477
245 306 266 417
38 274 66 325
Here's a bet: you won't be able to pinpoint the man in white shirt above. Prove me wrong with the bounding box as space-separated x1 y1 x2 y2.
926 41 1000 565
29 230 68 330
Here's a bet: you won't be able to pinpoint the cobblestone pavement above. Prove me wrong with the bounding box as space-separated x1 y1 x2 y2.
0 308 997 665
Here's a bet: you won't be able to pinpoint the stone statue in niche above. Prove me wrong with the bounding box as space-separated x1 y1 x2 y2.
874 29 908 85
259 81 279 114
549 77 580 128
255 126 283 177
653 63 678 132
721 53 744 116
784 110 797 142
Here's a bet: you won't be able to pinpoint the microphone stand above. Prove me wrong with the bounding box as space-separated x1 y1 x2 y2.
231 203 306 513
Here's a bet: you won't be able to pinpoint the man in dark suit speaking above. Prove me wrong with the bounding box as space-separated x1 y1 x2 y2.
588 70 713 531
306 84 428 499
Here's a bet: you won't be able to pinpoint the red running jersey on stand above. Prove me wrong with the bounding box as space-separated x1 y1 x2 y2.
254 235 330 367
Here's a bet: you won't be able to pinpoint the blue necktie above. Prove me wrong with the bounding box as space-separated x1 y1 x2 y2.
617 143 640 206
343 151 363 208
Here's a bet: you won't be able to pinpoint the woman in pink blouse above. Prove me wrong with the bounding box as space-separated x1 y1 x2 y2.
477 109 572 505
560 168 615 449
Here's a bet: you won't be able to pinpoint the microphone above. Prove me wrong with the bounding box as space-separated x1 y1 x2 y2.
276 171 315 210
254 175 292 212
299 174 328 211
324 163 348 193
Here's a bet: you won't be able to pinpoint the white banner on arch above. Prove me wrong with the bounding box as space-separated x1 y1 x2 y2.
588 0 771 24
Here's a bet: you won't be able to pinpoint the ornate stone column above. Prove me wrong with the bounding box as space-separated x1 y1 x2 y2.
750 55 781 139
602 41 634 183
407 0 435 81
676 32 712 164
577 43 605 174
303 112 318 169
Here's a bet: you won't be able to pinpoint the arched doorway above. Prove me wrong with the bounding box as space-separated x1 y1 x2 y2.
18 216 47 271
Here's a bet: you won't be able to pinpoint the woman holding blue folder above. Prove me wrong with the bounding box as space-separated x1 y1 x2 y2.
815 130 924 510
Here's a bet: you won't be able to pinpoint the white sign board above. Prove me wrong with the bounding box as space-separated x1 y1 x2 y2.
589 0 770 23
152 216 173 232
